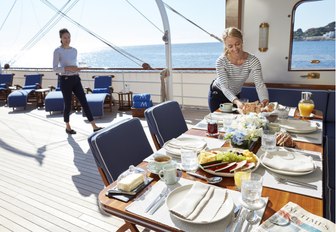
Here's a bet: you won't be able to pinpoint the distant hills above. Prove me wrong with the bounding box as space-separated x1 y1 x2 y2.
294 21 335 41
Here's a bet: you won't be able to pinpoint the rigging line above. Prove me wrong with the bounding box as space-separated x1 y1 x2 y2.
7 0 77 65
42 0 146 67
124 0 164 34
0 0 18 32
163 2 223 43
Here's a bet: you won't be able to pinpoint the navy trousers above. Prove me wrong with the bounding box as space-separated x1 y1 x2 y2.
208 81 240 112
60 75 94 122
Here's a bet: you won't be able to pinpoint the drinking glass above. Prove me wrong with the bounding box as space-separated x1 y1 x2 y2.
241 173 265 223
206 118 219 137
180 147 199 172
261 130 276 152
234 169 251 191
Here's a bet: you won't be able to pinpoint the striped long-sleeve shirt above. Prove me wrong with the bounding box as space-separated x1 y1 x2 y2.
213 53 269 102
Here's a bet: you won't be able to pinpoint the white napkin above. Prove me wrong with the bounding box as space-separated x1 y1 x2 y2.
169 182 227 223
262 150 315 172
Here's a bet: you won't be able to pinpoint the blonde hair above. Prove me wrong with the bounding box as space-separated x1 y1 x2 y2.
223 27 243 55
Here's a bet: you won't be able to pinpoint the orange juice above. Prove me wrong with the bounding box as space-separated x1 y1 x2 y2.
298 102 314 117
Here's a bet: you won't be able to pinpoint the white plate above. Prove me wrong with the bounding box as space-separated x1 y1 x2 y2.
259 153 315 176
199 147 260 177
219 107 237 113
166 184 234 224
278 119 317 134
163 137 207 156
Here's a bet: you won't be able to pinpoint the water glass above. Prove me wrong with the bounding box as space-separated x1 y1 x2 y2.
241 173 263 208
180 147 199 172
222 114 235 131
277 106 289 119
261 130 276 152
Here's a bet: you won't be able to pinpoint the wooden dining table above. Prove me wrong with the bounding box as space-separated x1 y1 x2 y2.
98 110 324 232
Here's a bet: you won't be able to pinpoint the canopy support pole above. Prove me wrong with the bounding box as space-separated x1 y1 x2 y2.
155 0 173 100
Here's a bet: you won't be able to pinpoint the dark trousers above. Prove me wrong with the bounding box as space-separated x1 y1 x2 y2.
208 81 240 112
60 75 94 123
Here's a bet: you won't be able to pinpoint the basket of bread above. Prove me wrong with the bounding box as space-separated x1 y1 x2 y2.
198 148 259 177
239 101 276 114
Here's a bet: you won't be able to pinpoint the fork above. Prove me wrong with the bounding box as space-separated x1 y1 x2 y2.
276 176 317 190
225 204 241 231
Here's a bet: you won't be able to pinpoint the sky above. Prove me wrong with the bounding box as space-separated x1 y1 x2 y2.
0 0 334 67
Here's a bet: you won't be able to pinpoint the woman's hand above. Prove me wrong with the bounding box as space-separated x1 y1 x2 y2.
65 66 80 72
261 99 269 107
233 99 244 109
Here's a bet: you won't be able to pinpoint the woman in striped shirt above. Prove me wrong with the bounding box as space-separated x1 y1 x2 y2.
208 27 269 112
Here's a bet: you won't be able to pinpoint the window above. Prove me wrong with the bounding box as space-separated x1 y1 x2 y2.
290 0 335 71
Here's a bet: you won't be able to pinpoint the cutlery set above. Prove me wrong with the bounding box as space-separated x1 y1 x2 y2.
145 187 169 215
275 176 317 189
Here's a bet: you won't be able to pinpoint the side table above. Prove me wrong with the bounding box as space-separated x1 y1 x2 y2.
35 88 50 108
117 92 133 110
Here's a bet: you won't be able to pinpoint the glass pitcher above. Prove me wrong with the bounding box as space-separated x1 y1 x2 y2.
298 92 315 118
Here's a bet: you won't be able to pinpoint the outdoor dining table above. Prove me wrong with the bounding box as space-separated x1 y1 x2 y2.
98 109 323 231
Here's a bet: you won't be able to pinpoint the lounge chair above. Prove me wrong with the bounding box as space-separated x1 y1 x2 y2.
84 75 114 117
7 74 43 110
0 73 15 104
144 100 188 149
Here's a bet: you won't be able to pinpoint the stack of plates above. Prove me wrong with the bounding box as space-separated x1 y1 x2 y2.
278 119 318 134
163 137 207 158
260 150 316 176
204 112 237 124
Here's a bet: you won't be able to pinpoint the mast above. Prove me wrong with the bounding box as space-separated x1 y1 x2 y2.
155 0 173 100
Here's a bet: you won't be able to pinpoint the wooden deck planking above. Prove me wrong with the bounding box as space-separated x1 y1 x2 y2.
0 104 207 231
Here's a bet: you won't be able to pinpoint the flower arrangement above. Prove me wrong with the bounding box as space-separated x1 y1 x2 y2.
224 113 267 148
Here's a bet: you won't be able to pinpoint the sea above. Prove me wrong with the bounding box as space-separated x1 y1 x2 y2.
3 41 335 69
79 41 335 69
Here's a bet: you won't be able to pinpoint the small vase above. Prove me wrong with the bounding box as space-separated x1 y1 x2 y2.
231 139 251 150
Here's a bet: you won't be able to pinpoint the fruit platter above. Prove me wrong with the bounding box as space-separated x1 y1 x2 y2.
198 147 260 177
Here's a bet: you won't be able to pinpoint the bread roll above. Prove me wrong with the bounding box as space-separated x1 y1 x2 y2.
117 173 144 192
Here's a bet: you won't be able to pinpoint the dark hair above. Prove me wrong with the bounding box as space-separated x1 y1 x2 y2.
59 28 70 37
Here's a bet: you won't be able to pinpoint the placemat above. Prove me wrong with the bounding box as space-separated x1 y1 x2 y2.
255 148 322 199
126 178 268 232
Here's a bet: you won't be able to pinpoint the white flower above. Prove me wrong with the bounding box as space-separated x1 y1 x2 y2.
225 113 267 142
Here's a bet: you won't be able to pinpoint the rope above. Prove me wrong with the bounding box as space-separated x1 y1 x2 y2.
8 0 77 65
0 0 18 32
124 0 164 34
163 2 223 43
42 0 148 67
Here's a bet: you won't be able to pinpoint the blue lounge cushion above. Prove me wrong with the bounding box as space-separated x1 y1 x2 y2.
85 93 108 117
133 100 153 109
133 93 151 102
22 84 38 90
7 90 32 108
92 88 110 94
45 91 64 112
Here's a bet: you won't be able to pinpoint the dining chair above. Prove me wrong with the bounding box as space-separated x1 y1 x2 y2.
144 100 188 150
88 117 153 185
88 118 153 232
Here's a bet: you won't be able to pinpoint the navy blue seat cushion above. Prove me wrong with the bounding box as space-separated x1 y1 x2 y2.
327 136 335 190
22 84 38 90
133 93 151 102
0 83 6 89
145 101 188 147
241 87 329 117
133 100 153 109
88 118 153 183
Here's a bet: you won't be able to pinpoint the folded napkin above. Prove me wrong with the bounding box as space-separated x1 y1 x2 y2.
169 182 227 223
262 151 315 172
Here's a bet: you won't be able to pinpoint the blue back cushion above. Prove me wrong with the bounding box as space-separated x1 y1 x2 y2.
94 76 111 89
145 101 188 146
326 91 335 123
88 118 153 184
24 74 43 88
0 74 14 86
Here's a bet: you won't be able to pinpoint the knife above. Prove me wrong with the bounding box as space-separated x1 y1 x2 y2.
145 187 168 213
148 192 168 215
